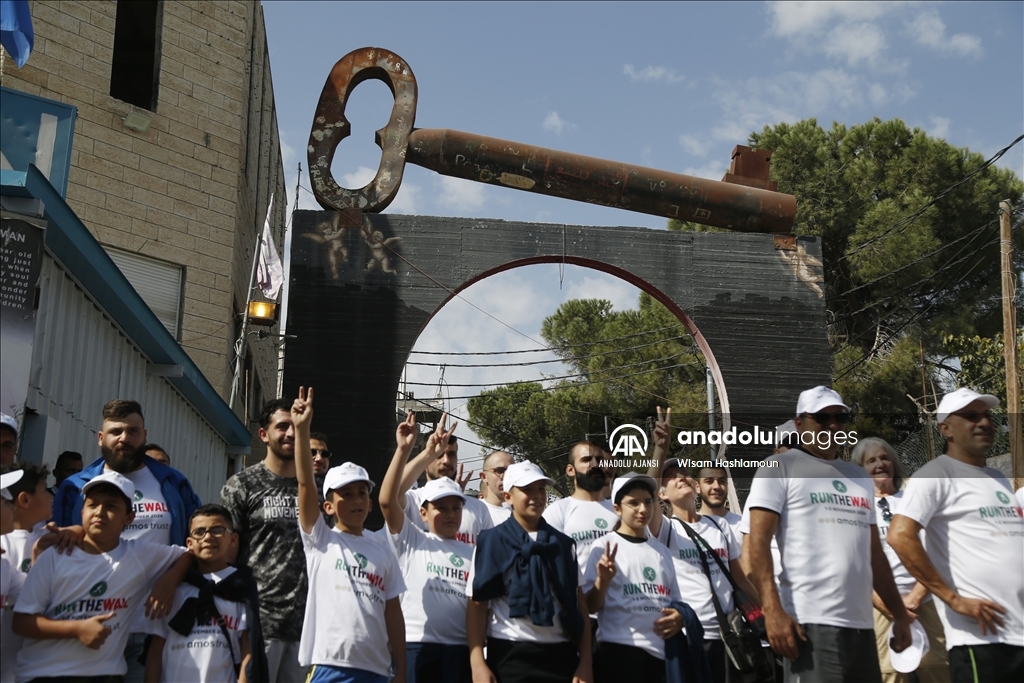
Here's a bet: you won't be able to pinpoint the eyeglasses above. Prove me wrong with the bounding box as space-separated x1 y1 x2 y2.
484 467 508 476
190 526 229 539
311 449 331 458
878 497 892 523
952 411 992 423
802 412 852 425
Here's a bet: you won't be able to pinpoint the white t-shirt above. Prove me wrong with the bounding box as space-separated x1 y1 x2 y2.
707 511 742 537
483 500 512 526
0 524 46 683
875 491 926 600
299 517 405 676
741 449 876 629
1016 487 1024 508
582 533 680 658
897 455 1024 649
654 516 738 640
465 531 583 644
14 539 185 680
388 521 473 645
156 567 247 683
121 466 172 545
543 497 618 566
404 488 494 545
1 557 27 683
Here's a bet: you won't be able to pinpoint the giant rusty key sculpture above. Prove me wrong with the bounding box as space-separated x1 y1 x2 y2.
308 47 796 233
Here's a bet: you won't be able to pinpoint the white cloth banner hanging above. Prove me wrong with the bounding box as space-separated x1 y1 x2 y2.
257 196 284 299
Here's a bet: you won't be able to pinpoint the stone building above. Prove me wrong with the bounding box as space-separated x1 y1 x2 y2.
1 0 286 441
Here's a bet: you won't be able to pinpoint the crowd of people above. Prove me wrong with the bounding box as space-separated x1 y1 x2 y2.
0 383 1021 683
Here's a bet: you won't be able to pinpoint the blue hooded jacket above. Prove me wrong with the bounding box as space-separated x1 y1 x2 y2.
52 455 202 546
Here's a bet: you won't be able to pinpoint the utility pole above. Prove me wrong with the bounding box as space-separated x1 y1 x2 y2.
999 200 1022 490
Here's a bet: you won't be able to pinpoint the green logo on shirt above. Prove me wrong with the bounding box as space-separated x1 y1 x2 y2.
89 581 108 597
19 558 31 573
449 554 465 568
832 480 847 493
353 553 368 570
996 491 1011 505
133 490 144 502
643 566 657 581
595 518 609 529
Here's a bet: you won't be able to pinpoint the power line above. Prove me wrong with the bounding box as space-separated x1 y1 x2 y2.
405 336 695 368
408 322 688 356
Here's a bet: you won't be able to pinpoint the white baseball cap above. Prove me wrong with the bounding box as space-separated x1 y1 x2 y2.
503 461 554 490
888 619 930 673
322 462 375 498
611 472 658 504
419 477 467 505
796 386 850 415
1 469 25 500
935 388 999 424
82 471 136 501
0 413 17 435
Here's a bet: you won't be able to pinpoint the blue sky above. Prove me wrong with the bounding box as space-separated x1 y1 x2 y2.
264 1 1023 463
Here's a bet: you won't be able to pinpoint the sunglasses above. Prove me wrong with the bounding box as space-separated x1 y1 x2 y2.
311 448 332 458
485 466 508 476
878 497 892 524
802 412 852 425
190 525 230 540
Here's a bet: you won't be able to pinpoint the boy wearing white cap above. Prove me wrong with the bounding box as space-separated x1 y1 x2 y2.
466 460 592 683
291 387 406 683
583 472 682 683
741 386 912 683
888 388 1024 682
380 412 473 683
2 469 25 619
11 471 190 681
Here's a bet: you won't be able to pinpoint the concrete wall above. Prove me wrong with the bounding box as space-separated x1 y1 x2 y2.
0 1 285 432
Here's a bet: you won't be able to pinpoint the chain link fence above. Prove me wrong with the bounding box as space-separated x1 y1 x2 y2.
892 413 1014 477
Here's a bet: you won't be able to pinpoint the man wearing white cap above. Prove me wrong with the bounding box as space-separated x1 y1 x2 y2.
467 460 592 683
888 388 1024 682
742 386 911 682
1 469 25 683
381 412 474 683
1 414 18 466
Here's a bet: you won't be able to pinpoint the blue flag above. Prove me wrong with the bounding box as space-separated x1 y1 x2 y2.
0 0 34 68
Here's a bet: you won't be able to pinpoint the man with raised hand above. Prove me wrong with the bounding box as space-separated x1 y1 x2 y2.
220 398 310 683
543 440 617 567
742 386 911 682
479 450 512 526
399 416 494 545
888 388 1024 683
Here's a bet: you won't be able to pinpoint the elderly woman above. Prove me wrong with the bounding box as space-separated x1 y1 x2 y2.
851 437 949 683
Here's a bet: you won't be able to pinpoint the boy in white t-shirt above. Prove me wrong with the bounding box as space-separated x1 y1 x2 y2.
145 503 260 683
466 460 593 683
583 473 682 683
291 387 407 683
12 471 191 682
0 464 54 683
1 470 26 625
380 412 473 683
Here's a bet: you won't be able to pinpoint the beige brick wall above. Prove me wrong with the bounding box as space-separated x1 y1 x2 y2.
0 1 286 428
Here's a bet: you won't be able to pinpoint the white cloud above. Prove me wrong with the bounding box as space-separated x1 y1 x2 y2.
543 111 573 136
767 1 896 38
678 134 713 157
563 274 640 313
437 176 487 213
928 115 951 139
823 21 887 66
682 160 727 181
906 10 982 58
622 64 685 84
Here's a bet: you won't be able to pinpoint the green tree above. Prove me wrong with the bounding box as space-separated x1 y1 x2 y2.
673 118 1023 440
468 292 709 488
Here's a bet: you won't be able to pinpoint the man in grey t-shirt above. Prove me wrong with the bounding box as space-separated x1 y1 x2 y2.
221 398 313 683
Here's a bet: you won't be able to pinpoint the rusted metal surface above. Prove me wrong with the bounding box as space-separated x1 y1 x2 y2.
309 47 796 233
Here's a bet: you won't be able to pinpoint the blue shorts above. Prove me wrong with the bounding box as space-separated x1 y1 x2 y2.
307 665 388 683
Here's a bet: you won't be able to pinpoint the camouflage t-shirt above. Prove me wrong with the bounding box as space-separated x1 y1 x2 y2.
220 462 307 641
